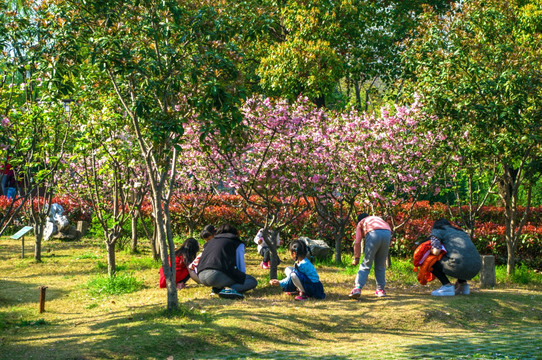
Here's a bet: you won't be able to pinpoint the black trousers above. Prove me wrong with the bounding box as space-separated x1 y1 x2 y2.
431 261 466 286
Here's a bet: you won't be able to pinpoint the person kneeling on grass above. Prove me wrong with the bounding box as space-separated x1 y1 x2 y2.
197 224 257 300
159 237 200 290
269 240 325 301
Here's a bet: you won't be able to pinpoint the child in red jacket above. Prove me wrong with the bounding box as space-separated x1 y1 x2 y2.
159 237 199 290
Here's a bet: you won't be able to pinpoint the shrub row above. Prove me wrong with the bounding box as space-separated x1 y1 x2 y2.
3 194 540 268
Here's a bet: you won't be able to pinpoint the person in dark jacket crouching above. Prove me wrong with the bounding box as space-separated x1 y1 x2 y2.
429 219 482 296
197 224 257 299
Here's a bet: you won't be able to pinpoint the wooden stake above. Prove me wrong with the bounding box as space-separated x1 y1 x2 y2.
39 286 48 313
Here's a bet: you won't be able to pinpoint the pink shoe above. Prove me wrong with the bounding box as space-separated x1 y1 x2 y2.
260 261 270 269
375 289 386 297
349 287 361 299
285 291 298 296
295 293 308 301
176 282 186 290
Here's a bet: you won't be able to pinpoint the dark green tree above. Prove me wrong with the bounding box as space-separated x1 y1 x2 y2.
402 0 542 274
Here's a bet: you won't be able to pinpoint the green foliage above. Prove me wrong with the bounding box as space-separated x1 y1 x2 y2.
16 318 47 327
496 263 542 285
76 252 101 260
96 261 128 273
86 272 144 296
124 257 161 270
258 38 343 103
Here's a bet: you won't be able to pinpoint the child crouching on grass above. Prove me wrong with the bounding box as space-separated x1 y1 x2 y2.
159 237 199 290
269 240 325 301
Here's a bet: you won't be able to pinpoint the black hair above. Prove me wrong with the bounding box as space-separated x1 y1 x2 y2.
432 218 463 231
289 240 307 260
357 213 369 223
200 224 216 240
215 223 239 237
175 237 200 265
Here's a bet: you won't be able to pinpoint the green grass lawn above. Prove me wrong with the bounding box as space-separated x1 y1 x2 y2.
1 237 541 360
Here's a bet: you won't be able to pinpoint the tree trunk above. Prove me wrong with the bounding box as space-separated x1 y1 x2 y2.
34 224 43 262
106 237 116 277
153 196 178 312
506 234 516 275
266 229 280 280
334 225 344 264
354 79 361 109
188 220 195 238
150 218 160 261
130 210 139 253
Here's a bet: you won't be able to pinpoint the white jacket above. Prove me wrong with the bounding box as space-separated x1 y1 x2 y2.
253 229 281 253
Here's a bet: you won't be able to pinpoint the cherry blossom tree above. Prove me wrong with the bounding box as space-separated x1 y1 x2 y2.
307 97 445 263
187 97 323 278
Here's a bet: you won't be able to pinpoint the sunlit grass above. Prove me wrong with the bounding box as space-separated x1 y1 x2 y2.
86 272 144 296
1 236 542 360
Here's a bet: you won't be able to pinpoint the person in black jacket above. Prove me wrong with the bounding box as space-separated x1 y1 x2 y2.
197 224 257 299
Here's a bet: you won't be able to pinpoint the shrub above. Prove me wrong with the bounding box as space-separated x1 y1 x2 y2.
86 272 144 296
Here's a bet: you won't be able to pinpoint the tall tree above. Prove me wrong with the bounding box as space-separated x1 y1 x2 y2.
252 0 453 109
402 0 542 274
0 1 75 260
59 0 246 311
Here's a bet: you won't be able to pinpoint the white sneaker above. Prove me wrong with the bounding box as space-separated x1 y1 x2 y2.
431 284 455 296
454 282 470 295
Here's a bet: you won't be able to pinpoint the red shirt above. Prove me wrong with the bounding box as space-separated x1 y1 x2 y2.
159 255 188 288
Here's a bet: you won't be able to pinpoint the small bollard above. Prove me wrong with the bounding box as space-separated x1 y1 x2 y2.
76 221 88 237
480 255 496 288
39 286 48 313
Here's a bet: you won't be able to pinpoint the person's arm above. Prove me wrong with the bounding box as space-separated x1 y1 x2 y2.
352 223 363 265
235 243 246 273
254 230 262 245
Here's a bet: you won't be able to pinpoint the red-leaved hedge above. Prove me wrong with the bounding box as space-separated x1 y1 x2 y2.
3 194 540 268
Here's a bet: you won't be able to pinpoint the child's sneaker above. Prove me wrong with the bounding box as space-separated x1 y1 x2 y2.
176 282 186 290
218 288 244 300
348 287 361 299
295 293 308 301
375 289 386 297
431 284 455 296
260 261 270 269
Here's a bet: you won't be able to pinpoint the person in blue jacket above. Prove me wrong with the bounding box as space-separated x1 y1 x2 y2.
270 239 325 301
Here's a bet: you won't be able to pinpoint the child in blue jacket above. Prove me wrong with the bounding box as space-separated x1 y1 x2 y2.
270 240 325 301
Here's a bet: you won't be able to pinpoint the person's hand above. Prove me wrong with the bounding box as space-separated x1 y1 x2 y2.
269 279 280 286
431 248 442 256
352 258 360 266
